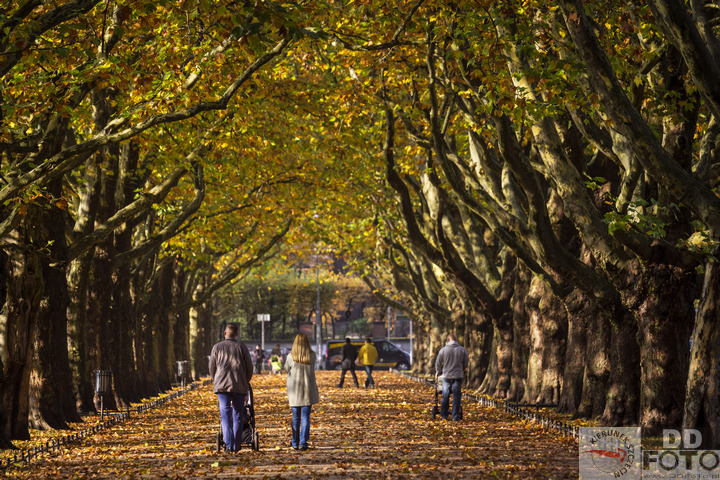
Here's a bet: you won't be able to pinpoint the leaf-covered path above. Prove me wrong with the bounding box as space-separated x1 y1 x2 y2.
3 372 579 479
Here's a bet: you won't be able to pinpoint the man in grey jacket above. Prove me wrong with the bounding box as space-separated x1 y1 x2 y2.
209 323 253 452
435 334 469 421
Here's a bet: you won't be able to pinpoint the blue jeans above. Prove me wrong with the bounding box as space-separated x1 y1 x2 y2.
441 378 462 420
291 405 312 449
364 365 375 388
217 392 246 451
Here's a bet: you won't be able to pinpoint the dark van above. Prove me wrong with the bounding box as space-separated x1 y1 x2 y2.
324 339 411 371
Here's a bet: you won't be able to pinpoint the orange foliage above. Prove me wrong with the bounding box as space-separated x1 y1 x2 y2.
2 372 579 479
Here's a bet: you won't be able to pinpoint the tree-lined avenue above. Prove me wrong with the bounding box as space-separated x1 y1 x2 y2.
1 372 578 479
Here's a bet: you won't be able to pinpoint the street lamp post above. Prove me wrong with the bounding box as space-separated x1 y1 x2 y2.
257 314 270 351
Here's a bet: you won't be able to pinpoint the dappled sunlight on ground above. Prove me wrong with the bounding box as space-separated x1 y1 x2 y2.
2 371 579 479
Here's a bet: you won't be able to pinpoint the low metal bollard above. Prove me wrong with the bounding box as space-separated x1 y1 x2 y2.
94 370 112 421
176 360 190 387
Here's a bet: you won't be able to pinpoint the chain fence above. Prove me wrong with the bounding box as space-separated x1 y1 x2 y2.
393 369 580 441
0 378 212 470
3 370 583 470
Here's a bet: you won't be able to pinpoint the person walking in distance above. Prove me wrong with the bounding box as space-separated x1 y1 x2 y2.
254 345 265 374
285 333 320 451
270 354 283 374
358 337 378 388
209 324 254 452
435 333 469 421
336 337 359 388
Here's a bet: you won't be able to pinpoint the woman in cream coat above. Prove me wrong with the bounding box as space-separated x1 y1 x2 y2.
285 333 320 450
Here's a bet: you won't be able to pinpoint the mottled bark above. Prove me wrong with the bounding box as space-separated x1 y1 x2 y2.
684 260 720 448
67 154 100 413
463 310 493 389
110 243 140 405
578 308 611 419
156 262 174 391
189 301 214 379
28 264 72 430
67 252 95 413
479 327 500 397
524 276 567 404
2 218 41 440
0 246 15 447
418 314 443 376
602 308 641 426
88 240 119 412
488 312 513 398
189 274 210 380
132 267 154 399
558 290 592 414
171 265 189 382
0 354 13 449
507 270 530 402
622 262 696 434
28 180 80 430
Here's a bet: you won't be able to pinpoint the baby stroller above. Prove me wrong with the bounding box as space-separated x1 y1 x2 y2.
216 384 259 452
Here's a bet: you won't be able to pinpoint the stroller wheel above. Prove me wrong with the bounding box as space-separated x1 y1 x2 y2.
216 432 224 452
252 431 260 451
432 405 439 419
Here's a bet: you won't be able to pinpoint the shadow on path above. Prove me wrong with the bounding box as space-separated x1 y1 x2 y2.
3 372 579 479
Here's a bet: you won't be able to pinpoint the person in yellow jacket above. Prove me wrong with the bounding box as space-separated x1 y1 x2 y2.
357 337 378 388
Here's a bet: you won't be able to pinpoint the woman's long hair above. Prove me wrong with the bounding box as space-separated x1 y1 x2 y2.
290 333 312 365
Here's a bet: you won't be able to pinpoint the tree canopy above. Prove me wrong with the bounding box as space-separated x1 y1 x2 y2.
3 0 720 450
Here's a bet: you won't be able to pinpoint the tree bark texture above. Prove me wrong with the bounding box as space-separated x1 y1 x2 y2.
0 248 15 448
28 180 80 430
683 260 720 448
507 269 530 402
602 308 641 427
66 252 95 413
635 263 695 434
462 310 493 389
558 290 592 414
524 275 567 405
2 215 41 440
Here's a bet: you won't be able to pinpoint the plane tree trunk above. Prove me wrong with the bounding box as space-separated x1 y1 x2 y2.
683 259 720 448
2 209 45 440
28 178 82 431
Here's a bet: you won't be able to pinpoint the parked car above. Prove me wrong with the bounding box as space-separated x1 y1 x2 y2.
324 339 411 371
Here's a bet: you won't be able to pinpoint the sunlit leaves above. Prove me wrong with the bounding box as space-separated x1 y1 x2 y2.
1 373 579 479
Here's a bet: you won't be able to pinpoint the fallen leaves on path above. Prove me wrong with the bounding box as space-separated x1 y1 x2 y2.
2 372 579 479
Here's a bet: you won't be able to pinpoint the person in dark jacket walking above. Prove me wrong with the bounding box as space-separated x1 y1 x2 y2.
435 334 469 421
209 323 254 452
336 338 359 388
254 345 266 374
